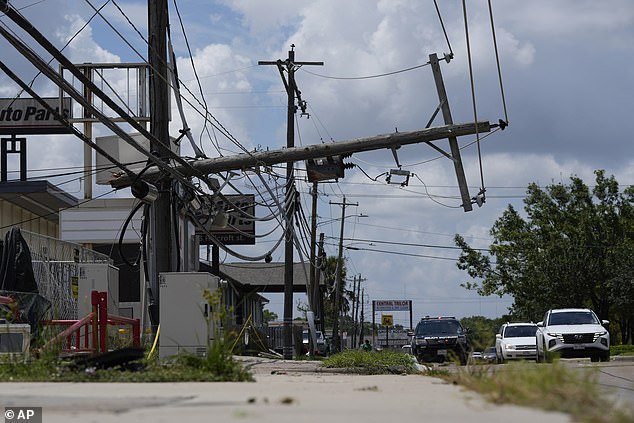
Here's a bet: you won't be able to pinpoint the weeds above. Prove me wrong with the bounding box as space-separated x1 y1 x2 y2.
439 361 633 423
323 350 418 374
0 286 253 382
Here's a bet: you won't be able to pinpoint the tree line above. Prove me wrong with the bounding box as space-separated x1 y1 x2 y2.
455 170 634 344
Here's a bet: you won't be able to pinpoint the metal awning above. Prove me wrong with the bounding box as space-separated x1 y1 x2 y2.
0 180 78 222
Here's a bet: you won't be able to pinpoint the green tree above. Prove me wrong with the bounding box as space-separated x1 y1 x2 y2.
455 170 634 343
321 255 349 328
262 309 278 325
460 315 506 351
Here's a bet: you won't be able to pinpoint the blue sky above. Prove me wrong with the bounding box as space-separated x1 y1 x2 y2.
1 0 634 325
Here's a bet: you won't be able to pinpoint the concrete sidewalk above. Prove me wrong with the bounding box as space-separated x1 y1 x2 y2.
0 358 571 423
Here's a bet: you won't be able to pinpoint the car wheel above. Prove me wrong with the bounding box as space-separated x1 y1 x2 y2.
590 354 599 363
536 342 543 363
544 347 553 363
600 351 610 362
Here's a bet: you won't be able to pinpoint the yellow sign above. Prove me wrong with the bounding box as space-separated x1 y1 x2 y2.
71 275 78 299
381 314 393 326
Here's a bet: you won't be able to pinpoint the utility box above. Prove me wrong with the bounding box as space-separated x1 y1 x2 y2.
159 272 220 359
0 321 31 362
77 263 119 318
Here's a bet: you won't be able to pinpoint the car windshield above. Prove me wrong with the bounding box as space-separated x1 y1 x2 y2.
504 325 537 337
416 320 463 335
548 311 599 325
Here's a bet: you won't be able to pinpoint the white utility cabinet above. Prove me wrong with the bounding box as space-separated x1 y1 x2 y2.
159 272 220 359
77 263 119 318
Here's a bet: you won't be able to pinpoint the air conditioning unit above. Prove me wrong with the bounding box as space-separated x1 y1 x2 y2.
77 263 119 318
159 272 220 359
95 133 179 185
0 320 30 362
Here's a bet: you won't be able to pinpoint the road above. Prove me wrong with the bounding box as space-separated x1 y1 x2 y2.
0 356 573 423
570 359 634 408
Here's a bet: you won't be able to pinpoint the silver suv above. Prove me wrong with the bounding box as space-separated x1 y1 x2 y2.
535 308 610 362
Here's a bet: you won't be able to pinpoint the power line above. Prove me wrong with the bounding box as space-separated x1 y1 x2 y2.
301 62 430 80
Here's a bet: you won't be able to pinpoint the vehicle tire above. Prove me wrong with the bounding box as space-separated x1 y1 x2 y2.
459 353 467 366
544 348 553 363
590 354 599 363
600 351 610 362
536 342 543 363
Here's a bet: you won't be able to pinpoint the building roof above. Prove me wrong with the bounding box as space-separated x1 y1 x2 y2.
210 262 325 293
0 180 78 222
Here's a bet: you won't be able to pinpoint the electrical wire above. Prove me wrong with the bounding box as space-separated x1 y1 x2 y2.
433 0 453 57
88 0 251 156
488 0 509 125
301 62 430 81
345 246 459 261
3 0 111 108
172 0 211 155
462 0 485 193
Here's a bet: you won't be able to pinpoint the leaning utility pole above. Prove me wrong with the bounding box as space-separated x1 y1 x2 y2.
429 53 472 212
147 0 172 332
331 197 358 352
109 122 493 189
259 46 323 359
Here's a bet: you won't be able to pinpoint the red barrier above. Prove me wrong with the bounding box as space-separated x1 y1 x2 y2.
41 290 141 355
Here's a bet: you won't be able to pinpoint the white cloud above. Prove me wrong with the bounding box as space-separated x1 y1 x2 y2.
56 14 121 63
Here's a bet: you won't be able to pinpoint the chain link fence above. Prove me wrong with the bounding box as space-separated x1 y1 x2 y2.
21 230 112 320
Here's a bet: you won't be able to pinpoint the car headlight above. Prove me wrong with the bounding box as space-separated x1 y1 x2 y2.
505 344 516 350
546 332 560 337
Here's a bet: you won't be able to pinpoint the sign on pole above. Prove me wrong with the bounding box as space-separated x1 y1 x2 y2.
375 300 410 312
198 194 256 245
381 314 393 326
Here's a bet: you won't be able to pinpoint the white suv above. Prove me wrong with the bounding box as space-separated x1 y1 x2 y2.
495 322 537 363
535 308 610 362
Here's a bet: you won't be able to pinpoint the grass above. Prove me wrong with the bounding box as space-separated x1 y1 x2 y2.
322 350 418 374
0 348 253 382
612 344 634 356
438 361 633 423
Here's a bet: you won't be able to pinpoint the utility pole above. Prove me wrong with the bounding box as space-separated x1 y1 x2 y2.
309 182 318 326
109 121 492 189
259 46 323 359
350 275 357 349
147 0 172 332
315 232 325 332
353 274 363 348
359 287 365 347
331 197 358 352
429 53 472 212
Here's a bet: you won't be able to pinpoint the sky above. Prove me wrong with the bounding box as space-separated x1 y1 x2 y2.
1 0 634 328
